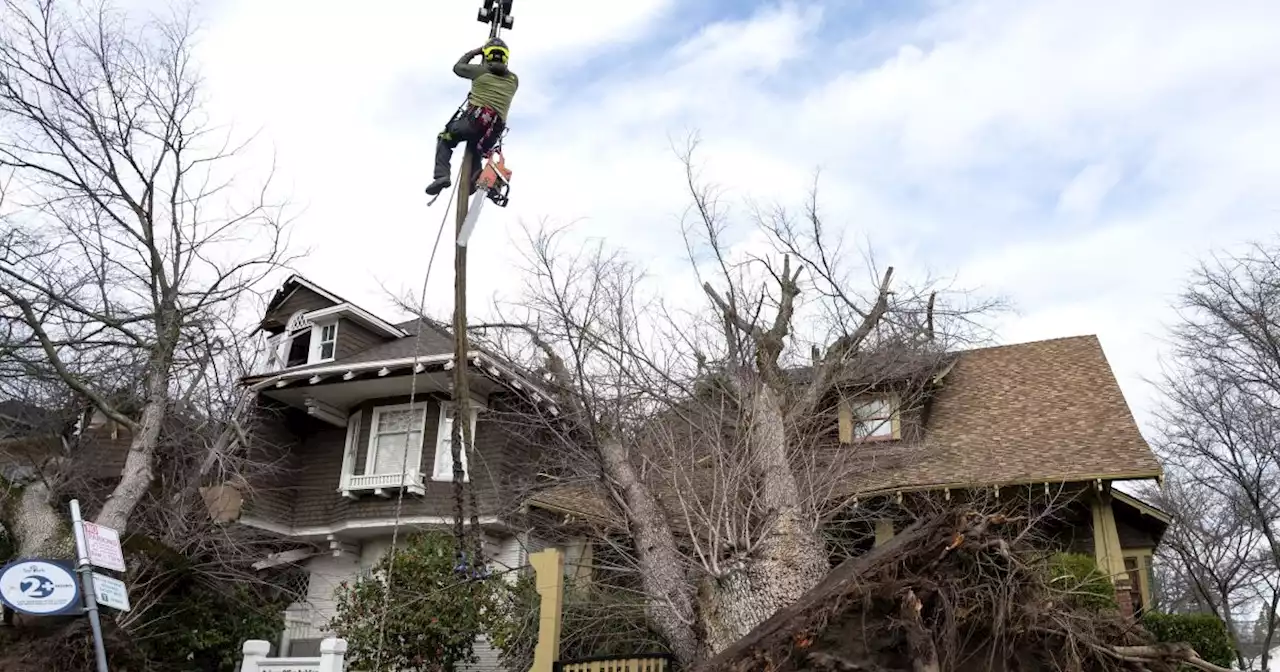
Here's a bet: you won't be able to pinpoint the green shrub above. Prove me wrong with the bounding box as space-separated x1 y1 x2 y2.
1142 612 1234 669
135 581 289 671
329 532 506 672
1046 552 1117 611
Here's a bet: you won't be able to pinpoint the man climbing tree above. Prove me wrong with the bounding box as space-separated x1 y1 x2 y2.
425 38 518 197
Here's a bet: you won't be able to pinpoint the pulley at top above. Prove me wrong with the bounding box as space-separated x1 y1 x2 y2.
477 0 514 33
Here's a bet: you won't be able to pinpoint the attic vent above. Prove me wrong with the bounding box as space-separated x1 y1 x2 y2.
287 310 312 332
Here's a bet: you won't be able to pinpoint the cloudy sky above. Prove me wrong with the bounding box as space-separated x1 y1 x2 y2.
187 0 1280 432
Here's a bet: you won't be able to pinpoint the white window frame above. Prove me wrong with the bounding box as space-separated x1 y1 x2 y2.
838 394 901 443
432 401 479 482
363 403 428 477
310 320 338 364
853 396 897 440
337 409 363 497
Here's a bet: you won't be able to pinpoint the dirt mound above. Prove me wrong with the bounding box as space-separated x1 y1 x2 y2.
0 616 148 672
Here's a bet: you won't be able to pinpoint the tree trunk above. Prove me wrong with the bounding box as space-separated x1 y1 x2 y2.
94 367 168 531
696 510 829 656
598 438 701 665
696 382 829 656
1 480 75 559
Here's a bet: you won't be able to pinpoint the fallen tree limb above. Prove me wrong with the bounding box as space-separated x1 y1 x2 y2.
696 509 1225 672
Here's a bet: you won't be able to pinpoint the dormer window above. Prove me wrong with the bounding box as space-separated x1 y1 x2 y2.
261 311 340 371
838 394 901 443
286 330 312 367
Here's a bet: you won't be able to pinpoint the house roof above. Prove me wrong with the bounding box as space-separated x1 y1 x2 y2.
529 334 1164 523
264 274 352 317
836 334 1162 497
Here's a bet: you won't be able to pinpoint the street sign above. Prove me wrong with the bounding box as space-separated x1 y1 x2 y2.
0 559 81 616
83 522 126 572
91 573 130 612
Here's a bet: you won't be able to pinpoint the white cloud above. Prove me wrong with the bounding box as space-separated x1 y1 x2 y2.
186 0 1280 435
1055 162 1122 221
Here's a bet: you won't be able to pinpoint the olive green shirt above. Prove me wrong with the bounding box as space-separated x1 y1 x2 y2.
453 54 518 121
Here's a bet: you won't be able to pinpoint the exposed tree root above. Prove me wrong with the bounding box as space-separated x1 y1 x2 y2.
697 510 1223 672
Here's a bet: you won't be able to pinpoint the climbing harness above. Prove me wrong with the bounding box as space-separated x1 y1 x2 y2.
425 57 516 208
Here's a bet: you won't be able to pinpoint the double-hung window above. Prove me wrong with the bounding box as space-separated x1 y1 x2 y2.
366 404 427 477
433 403 478 482
838 395 900 443
313 322 337 362
853 397 895 440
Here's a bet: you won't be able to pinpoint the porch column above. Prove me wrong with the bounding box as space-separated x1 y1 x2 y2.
1091 493 1135 618
530 548 565 672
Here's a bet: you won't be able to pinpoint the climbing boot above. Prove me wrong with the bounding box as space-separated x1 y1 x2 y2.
425 176 451 196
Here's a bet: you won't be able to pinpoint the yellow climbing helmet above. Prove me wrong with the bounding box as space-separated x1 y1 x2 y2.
482 37 509 64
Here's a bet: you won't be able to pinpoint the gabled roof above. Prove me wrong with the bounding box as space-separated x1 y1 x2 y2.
260 274 408 338
243 281 558 406
529 334 1164 523
264 274 351 316
838 334 1162 497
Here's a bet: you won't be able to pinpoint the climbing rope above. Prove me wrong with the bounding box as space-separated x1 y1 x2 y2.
370 158 461 671
368 5 515 665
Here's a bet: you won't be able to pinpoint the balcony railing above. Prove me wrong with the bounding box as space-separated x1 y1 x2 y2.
340 469 425 498
554 654 674 672
250 332 290 376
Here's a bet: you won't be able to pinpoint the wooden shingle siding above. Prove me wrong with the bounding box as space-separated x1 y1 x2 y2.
287 394 517 528
335 319 385 360
240 401 303 527
264 286 337 331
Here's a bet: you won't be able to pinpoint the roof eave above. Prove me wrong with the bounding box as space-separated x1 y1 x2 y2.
303 303 408 338
833 470 1166 505
241 350 558 409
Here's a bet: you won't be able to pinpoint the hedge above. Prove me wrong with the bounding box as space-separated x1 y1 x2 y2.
1046 552 1118 611
1141 612 1235 669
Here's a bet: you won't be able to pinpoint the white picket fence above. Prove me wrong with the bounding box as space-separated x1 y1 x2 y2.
240 638 347 672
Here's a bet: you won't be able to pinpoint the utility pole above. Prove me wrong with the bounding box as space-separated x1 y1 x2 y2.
451 148 478 563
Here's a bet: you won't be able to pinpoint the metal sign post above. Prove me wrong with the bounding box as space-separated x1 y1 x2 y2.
70 499 111 672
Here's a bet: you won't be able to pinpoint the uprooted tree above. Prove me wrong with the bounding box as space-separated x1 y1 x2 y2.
0 0 292 543
0 0 302 665
695 504 1236 672
471 138 1001 664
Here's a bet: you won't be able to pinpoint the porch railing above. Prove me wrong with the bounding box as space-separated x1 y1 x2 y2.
554 654 674 672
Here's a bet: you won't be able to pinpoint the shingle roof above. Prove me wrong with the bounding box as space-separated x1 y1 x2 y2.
840 334 1162 496
529 334 1164 523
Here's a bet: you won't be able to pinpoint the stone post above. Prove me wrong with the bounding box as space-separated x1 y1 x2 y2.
318 638 348 672
239 640 271 672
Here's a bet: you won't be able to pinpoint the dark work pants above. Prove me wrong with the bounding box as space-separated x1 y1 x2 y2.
433 107 504 188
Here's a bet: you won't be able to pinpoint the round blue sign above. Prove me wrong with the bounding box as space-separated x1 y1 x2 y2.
0 560 80 616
